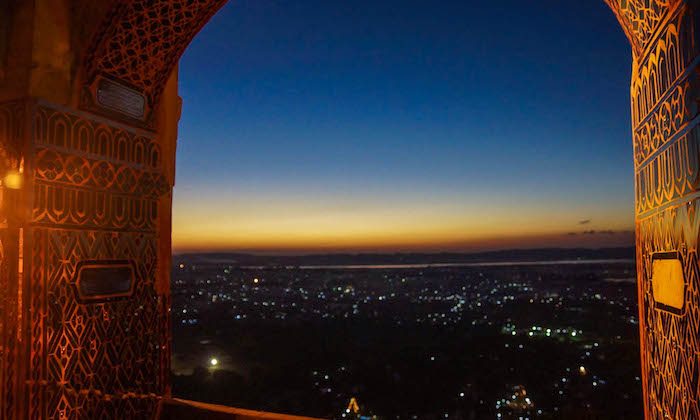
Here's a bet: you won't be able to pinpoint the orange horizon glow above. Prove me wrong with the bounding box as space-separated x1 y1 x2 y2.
172 194 635 253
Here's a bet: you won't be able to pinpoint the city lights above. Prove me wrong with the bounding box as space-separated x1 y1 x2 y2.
171 257 640 418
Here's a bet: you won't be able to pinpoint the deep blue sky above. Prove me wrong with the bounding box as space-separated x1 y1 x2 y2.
173 0 635 252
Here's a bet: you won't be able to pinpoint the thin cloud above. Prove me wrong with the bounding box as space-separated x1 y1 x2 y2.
581 229 616 235
566 229 634 237
579 219 591 225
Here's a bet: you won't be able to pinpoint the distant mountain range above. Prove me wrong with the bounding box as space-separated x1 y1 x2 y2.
173 247 635 267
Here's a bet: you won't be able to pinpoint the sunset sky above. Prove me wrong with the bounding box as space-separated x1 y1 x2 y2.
173 0 634 253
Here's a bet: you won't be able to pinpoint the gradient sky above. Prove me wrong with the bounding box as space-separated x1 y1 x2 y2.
173 0 635 253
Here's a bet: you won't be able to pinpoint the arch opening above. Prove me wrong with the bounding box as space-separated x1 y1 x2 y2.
0 0 694 419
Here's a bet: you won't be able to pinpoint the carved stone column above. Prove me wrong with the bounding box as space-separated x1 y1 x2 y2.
606 0 700 418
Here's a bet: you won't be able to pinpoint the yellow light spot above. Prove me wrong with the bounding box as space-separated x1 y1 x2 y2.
3 171 22 190
209 358 218 366
253 278 259 284
652 256 684 310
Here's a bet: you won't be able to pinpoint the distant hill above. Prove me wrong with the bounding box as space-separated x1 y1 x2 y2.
173 247 635 267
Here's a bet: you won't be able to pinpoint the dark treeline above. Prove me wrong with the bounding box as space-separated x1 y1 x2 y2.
174 247 635 267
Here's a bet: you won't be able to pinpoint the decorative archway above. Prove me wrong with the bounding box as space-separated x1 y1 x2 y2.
0 0 694 419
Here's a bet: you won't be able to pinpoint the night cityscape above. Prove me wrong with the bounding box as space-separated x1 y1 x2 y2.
170 251 642 419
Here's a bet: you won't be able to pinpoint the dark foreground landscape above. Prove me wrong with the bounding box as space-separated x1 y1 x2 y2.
171 250 641 419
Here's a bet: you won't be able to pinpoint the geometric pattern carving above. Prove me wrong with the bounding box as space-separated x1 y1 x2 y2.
34 105 161 168
80 0 227 123
605 0 677 57
635 125 700 214
632 9 695 163
630 6 694 146
611 0 700 418
34 148 169 197
25 101 171 420
32 183 159 231
29 228 164 420
637 200 700 419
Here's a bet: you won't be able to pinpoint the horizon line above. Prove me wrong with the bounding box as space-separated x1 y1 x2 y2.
172 244 636 257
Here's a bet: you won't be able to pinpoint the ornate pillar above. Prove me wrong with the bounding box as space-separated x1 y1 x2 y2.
607 0 700 418
0 94 175 419
0 1 190 418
